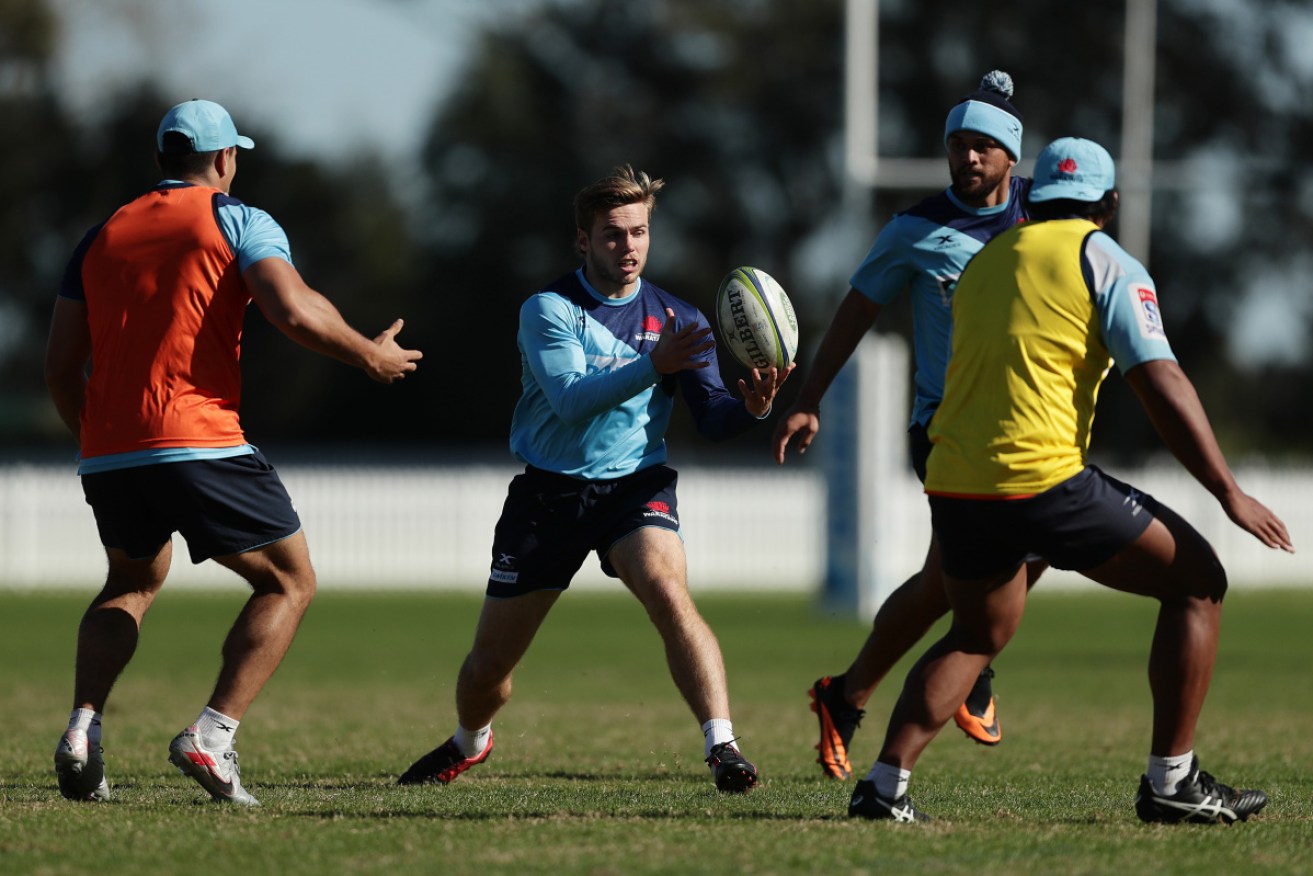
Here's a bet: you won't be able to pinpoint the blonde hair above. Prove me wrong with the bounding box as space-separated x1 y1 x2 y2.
573 164 666 234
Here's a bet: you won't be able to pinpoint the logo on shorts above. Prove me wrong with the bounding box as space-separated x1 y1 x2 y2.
1123 488 1144 517
490 552 519 583
643 501 677 524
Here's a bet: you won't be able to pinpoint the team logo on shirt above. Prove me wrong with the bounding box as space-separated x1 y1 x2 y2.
637 314 663 342
1131 284 1166 339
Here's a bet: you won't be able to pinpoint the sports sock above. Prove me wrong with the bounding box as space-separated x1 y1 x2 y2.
866 761 910 801
67 708 102 746
701 718 736 758
1147 751 1194 796
454 724 492 758
196 706 240 751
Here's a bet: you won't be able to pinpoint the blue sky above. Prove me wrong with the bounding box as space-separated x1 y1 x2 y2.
50 0 542 164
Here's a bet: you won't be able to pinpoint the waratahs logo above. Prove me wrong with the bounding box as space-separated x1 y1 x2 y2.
637 314 663 342
643 500 677 524
1057 157 1079 176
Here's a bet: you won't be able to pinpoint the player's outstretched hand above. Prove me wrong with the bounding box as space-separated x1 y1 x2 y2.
772 405 819 465
1221 490 1295 553
739 364 795 419
368 318 424 383
651 308 714 375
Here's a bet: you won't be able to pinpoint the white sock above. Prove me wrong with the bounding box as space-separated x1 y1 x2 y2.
67 708 102 745
454 723 492 758
701 718 736 758
196 706 240 751
865 761 911 801
1147 751 1194 796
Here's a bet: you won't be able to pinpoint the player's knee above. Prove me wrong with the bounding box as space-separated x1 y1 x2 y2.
948 614 1018 657
1198 557 1227 603
291 572 317 607
636 578 694 624
248 567 316 608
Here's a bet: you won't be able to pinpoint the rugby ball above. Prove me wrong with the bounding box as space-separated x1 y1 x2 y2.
715 266 799 371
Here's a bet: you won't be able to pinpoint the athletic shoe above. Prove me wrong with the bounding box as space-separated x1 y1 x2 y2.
54 728 110 802
1135 757 1268 824
953 666 1001 746
808 675 865 780
397 732 494 786
847 779 931 822
706 740 758 793
168 726 260 806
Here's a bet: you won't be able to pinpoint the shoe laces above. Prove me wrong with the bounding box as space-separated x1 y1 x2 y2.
1191 767 1234 800
218 748 241 779
706 737 744 765
820 677 866 723
838 702 865 725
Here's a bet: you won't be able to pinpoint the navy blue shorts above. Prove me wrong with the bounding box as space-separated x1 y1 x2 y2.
81 451 302 564
487 464 681 597
929 466 1158 580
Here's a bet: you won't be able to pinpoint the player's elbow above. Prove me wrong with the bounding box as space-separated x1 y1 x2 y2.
44 358 81 401
265 298 323 342
550 399 594 425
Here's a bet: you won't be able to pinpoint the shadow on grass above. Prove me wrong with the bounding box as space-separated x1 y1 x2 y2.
287 807 841 822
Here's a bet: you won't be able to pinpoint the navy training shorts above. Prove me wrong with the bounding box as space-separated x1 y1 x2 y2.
486 464 681 597
80 450 302 564
929 465 1158 580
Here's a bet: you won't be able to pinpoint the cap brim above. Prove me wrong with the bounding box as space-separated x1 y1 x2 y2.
1028 183 1104 203
236 135 255 149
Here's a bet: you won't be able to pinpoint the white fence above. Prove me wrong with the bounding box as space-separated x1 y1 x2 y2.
0 460 1308 596
0 462 825 592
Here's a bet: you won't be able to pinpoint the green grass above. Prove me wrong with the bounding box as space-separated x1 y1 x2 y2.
2 588 1311 875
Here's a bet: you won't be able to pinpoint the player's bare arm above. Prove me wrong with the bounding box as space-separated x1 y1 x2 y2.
739 363 796 419
1126 359 1294 552
44 297 93 439
244 257 422 383
772 289 882 463
650 307 714 374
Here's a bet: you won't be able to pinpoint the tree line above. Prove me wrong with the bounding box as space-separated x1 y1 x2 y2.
3 0 1311 462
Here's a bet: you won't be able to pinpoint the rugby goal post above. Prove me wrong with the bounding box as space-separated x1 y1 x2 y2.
828 0 1160 617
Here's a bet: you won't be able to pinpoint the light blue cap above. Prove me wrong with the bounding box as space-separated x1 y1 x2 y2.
156 99 254 153
1029 137 1116 203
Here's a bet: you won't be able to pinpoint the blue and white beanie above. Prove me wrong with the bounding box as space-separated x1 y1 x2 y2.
944 70 1023 160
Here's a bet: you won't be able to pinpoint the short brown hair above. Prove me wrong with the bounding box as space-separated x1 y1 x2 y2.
573 164 665 233
156 132 219 177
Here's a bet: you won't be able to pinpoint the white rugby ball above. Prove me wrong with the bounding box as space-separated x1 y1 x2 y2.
715 266 799 372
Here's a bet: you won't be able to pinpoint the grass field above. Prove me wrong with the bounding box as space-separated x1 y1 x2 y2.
1 587 1311 875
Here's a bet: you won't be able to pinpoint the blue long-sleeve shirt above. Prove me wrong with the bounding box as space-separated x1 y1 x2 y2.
509 268 757 479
